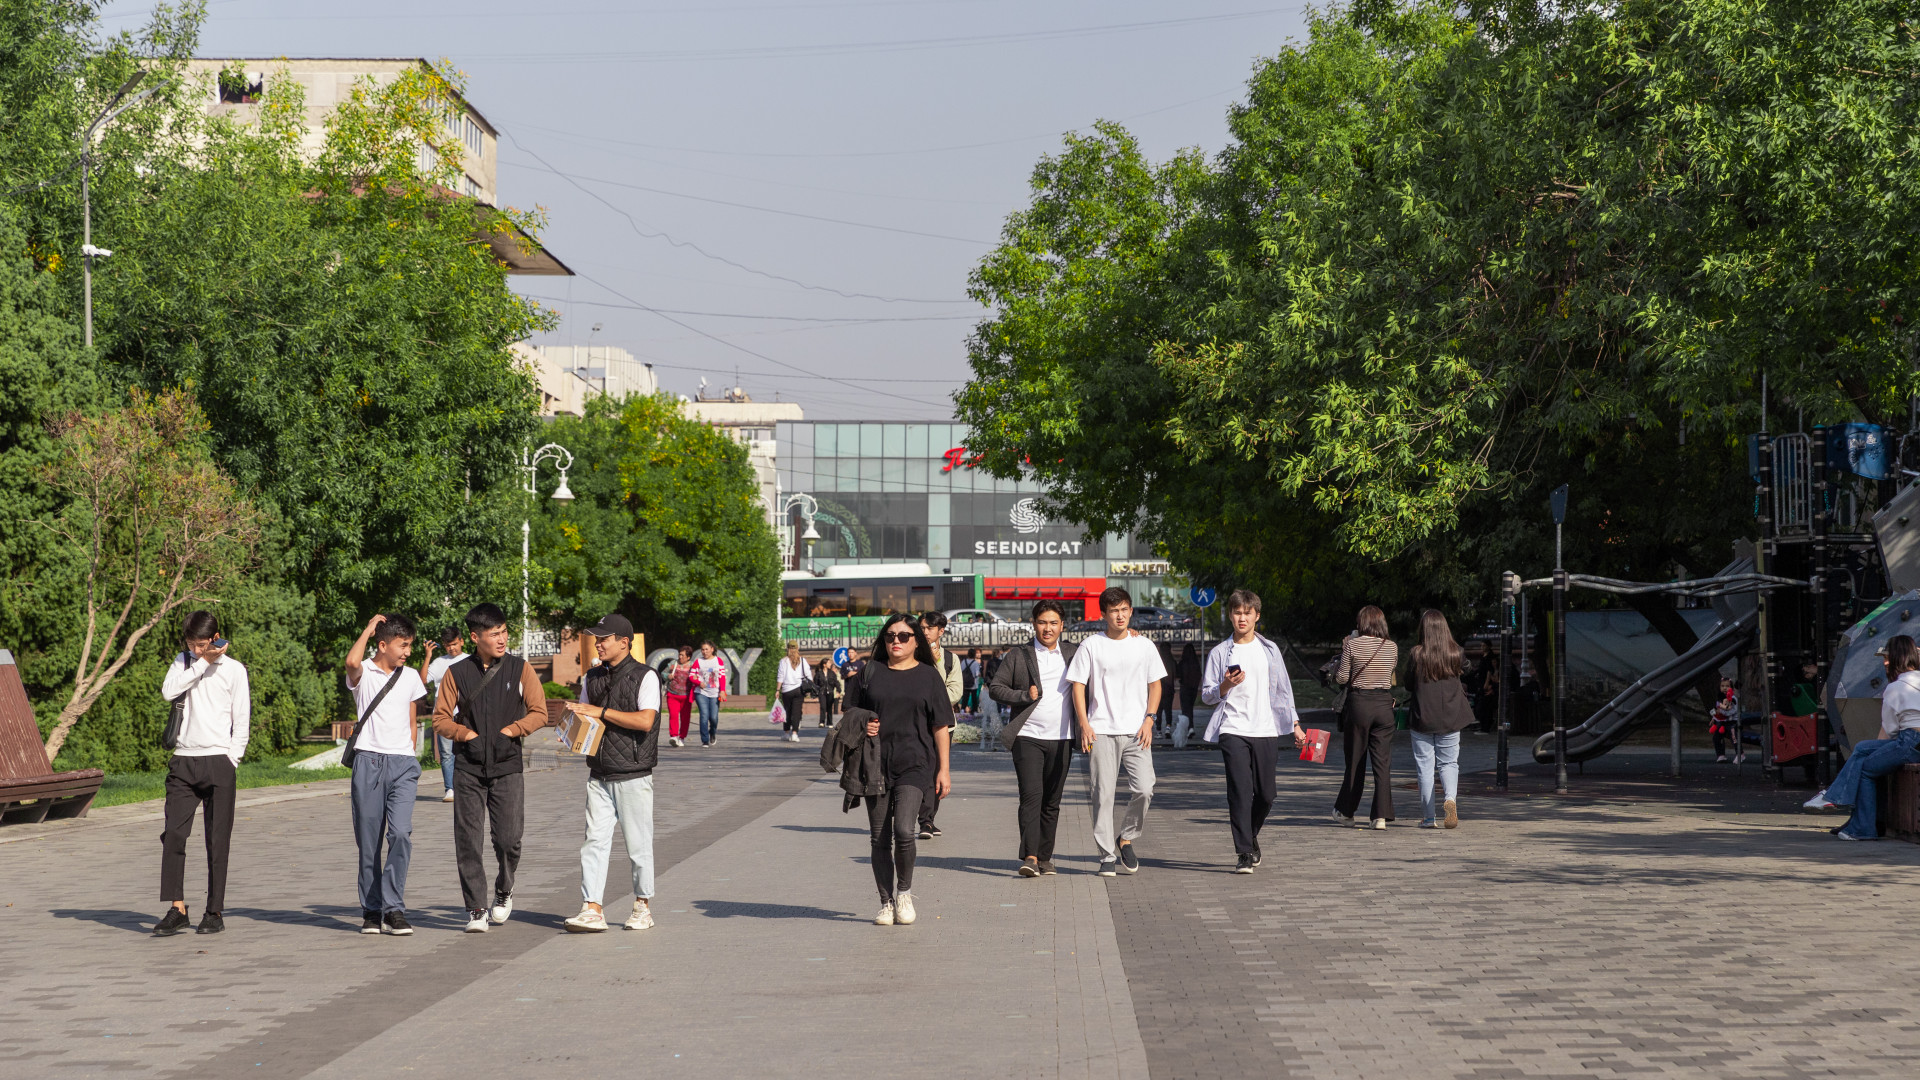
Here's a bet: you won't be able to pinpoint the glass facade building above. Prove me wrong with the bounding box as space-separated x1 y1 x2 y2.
776 421 1174 619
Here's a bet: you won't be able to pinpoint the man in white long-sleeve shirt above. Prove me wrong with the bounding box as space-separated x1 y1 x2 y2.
153 610 251 937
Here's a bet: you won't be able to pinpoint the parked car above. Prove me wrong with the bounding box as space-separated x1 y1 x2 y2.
1067 605 1197 633
938 608 1033 647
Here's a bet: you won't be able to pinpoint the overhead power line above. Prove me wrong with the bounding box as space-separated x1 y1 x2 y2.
519 294 979 323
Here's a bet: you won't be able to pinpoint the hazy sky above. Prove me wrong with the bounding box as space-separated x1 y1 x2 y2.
98 0 1314 419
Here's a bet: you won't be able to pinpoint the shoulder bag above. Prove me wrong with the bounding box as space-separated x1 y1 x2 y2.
1329 638 1388 720
341 666 406 770
161 653 193 750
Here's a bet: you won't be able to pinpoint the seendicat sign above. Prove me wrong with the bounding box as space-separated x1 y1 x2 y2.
973 539 1088 555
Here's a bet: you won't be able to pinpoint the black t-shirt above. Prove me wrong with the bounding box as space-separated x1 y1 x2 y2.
850 661 953 787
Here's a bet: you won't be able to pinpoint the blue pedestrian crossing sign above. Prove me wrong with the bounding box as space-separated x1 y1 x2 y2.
1190 586 1217 608
832 646 852 667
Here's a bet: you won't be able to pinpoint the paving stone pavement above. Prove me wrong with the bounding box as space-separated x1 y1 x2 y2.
6 723 1920 1079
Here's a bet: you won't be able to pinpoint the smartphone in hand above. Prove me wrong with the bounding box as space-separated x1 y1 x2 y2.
211 637 230 650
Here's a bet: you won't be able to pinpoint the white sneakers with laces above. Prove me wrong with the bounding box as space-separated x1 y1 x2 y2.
464 910 488 933
625 901 654 930
564 905 609 933
874 901 895 926
1804 789 1837 811
893 892 916 925
489 894 514 925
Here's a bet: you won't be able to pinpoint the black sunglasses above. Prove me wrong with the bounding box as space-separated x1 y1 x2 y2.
884 630 917 644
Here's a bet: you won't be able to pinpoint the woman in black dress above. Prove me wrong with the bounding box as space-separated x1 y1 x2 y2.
846 613 953 926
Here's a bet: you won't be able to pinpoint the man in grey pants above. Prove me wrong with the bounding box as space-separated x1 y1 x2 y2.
341 613 429 935
1065 587 1166 877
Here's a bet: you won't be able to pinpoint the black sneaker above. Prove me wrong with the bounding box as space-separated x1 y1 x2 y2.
1038 860 1057 876
1097 860 1119 877
917 828 934 840
1118 844 1140 874
1234 853 1255 874
153 907 190 937
382 911 414 936
196 911 224 934
1018 858 1039 878
360 911 382 935
1250 847 1263 868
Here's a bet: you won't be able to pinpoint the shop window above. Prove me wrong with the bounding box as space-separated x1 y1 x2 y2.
845 586 876 617
809 589 848 617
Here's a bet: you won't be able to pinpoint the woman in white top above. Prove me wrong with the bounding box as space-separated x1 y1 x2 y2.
1805 635 1920 839
1331 605 1399 829
776 643 810 744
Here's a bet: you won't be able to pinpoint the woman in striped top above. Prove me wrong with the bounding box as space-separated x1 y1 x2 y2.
1332 606 1399 829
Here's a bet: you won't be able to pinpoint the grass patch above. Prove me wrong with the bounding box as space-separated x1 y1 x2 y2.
80 744 354 809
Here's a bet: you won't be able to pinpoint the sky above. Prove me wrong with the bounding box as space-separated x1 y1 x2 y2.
98 0 1315 419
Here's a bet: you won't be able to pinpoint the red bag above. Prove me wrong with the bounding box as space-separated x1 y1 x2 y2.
1298 728 1330 764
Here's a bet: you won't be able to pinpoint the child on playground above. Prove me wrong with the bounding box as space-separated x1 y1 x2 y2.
1709 677 1743 764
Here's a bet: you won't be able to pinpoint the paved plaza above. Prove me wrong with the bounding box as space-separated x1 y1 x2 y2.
4 724 1919 1079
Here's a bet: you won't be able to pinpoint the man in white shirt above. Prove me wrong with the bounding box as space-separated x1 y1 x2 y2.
988 600 1078 876
1199 590 1306 873
563 614 665 933
1066 588 1167 876
343 613 429 936
419 626 465 802
153 611 251 937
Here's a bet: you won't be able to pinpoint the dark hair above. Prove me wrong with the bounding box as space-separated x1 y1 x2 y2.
1227 589 1261 614
376 613 417 645
438 625 463 646
1181 642 1197 660
1031 599 1066 623
868 612 935 665
967 648 978 658
1098 587 1132 613
182 610 220 646
677 645 693 658
1411 609 1463 682
1355 605 1388 639
919 610 948 630
465 603 507 632
701 640 716 651
1888 635 1920 675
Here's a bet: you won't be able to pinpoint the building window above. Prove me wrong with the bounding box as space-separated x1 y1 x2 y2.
464 117 484 156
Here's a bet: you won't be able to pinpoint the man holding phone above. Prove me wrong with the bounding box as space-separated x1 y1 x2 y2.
1199 590 1305 873
988 600 1078 877
1065 588 1166 877
153 611 250 937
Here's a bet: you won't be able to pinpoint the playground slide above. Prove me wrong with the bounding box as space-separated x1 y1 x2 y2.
1529 568 1758 765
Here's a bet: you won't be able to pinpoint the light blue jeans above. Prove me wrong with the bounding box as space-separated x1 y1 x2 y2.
1410 731 1461 824
581 775 655 903
435 733 456 793
697 694 720 744
1827 729 1920 839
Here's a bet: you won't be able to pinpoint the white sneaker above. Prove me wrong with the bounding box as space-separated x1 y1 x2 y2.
625 901 654 930
1370 818 1388 831
464 910 488 933
1332 810 1354 826
563 905 608 933
894 892 916 925
1804 789 1837 811
488 894 514 925
874 901 895 926
441 788 455 803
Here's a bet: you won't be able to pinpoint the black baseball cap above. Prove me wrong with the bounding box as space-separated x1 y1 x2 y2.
583 613 634 639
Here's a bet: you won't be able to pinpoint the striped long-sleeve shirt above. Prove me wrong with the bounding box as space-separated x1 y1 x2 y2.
1333 635 1397 690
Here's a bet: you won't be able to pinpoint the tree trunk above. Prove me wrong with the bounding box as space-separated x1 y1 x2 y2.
1623 593 1717 713
41 696 92 765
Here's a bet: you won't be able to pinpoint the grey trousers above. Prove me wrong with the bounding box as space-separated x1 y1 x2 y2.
350 752 420 914
453 770 525 913
1085 733 1154 860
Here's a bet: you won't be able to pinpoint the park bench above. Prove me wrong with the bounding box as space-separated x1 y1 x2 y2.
0 648 104 826
1890 765 1920 843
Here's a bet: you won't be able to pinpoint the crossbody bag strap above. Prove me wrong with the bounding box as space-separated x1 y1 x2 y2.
346 665 407 753
1338 638 1388 688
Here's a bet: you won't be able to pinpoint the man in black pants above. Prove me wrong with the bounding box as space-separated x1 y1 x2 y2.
989 600 1078 877
431 603 550 933
1198 590 1305 872
917 611 963 839
154 611 251 936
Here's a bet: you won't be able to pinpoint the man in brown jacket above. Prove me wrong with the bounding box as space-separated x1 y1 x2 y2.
431 603 549 933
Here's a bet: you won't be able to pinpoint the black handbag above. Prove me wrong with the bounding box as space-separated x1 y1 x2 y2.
161 653 192 750
341 666 406 770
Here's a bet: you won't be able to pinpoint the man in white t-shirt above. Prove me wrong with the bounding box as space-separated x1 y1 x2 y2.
563 614 665 934
342 613 429 936
419 626 465 802
1199 590 1305 873
1066 587 1167 877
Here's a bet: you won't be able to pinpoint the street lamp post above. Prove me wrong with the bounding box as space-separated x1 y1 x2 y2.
780 492 821 573
79 73 167 350
522 442 575 653
1549 483 1570 795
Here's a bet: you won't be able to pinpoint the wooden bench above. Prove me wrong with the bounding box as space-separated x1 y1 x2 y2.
0 648 105 826
1890 764 1920 843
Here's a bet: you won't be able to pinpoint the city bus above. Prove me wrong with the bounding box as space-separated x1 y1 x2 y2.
781 564 984 651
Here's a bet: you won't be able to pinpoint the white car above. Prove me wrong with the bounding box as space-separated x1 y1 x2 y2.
937 609 1034 647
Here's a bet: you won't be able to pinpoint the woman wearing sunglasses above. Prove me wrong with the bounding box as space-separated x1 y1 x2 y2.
845 613 954 926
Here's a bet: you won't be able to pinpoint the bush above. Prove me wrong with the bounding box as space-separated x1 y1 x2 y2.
543 680 574 701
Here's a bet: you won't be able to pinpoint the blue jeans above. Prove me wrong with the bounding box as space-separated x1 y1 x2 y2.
1410 730 1461 823
435 733 456 793
697 694 720 745
1828 729 1920 839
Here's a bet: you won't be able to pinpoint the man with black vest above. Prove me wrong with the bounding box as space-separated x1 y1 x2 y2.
988 600 1078 877
562 614 663 933
431 603 550 933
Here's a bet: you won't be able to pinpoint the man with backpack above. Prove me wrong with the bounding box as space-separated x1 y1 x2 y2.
562 614 663 933
916 611 964 839
431 603 550 933
341 613 429 935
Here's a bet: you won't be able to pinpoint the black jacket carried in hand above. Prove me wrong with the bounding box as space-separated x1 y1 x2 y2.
987 638 1079 751
819 705 884 812
582 656 660 781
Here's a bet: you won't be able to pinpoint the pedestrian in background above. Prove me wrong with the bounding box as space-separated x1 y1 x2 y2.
1155 644 1176 739
153 611 250 938
844 614 954 926
961 648 982 720
563 615 663 933
1331 605 1398 830
1067 587 1166 876
990 600 1078 877
1199 590 1304 872
420 625 465 802
816 656 843 729
1177 643 1202 736
692 641 727 747
1805 634 1920 839
776 642 810 744
341 613 428 935
1407 609 1473 830
917 611 963 839
664 645 694 747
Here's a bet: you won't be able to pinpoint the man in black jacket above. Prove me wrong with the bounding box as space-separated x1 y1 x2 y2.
988 600 1079 877
562 614 662 933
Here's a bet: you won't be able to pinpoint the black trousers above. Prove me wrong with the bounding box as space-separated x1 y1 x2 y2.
453 770 525 912
1011 736 1072 860
1220 734 1280 854
865 784 924 899
781 689 807 733
160 755 237 910
918 781 942 831
819 692 837 727
1334 689 1396 821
